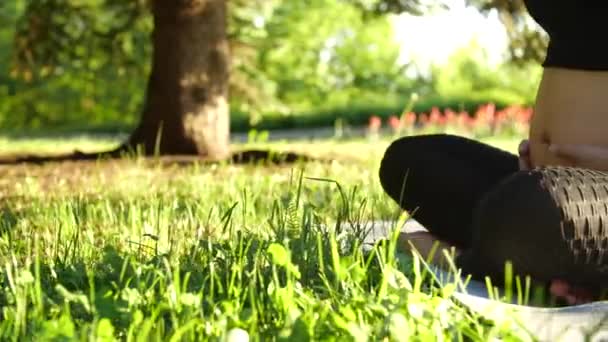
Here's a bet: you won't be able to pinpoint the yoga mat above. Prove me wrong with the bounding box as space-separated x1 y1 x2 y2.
360 220 608 342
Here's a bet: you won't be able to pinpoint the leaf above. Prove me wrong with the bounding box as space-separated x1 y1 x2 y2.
388 312 410 342
180 293 201 308
55 284 92 313
40 311 76 339
386 266 412 292
16 270 34 285
267 243 289 266
95 318 116 342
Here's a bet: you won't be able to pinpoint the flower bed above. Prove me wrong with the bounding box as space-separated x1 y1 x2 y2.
367 103 532 139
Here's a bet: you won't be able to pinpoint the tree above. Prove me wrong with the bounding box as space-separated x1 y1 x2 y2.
466 0 547 64
124 1 230 158
13 0 232 159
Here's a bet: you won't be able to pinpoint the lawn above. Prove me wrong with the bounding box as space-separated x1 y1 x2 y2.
0 134 534 341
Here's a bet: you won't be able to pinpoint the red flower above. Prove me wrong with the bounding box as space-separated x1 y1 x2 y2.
419 113 429 125
368 115 382 130
495 110 507 124
430 107 442 125
474 104 495 125
457 112 469 128
485 103 496 117
388 115 401 131
438 115 447 126
403 112 416 126
445 109 456 125
516 108 533 124
503 105 517 120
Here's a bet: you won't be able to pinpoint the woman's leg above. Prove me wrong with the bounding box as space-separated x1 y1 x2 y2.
379 135 602 304
378 134 519 249
460 167 608 290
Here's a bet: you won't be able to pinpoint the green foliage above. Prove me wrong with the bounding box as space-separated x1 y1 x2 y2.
466 0 548 63
12 0 151 79
258 0 412 115
1 0 416 131
0 0 149 130
429 41 541 106
0 0 543 133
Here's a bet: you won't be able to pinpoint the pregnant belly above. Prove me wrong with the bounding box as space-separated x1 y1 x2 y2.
529 68 608 170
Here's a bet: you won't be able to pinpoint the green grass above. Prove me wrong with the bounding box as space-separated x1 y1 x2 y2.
0 134 547 341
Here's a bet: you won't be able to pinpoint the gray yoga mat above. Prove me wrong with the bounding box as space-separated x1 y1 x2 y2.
360 220 608 342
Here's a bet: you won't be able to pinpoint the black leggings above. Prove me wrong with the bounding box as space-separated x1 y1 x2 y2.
379 134 519 248
379 134 608 289
524 0 608 71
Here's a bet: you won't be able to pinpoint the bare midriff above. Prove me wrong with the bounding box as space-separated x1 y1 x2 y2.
529 67 608 169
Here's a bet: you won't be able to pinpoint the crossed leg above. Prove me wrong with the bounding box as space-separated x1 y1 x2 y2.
379 134 594 305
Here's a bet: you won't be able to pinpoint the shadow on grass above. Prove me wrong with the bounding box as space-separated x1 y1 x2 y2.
0 148 323 166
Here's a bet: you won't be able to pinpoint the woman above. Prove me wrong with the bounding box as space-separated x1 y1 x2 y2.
380 0 608 305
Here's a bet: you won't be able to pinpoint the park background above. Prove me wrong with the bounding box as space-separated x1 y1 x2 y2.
1 0 542 142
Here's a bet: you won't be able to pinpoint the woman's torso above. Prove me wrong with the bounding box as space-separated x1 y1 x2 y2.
529 68 608 169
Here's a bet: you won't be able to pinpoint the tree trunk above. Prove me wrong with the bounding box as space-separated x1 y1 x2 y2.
124 0 230 159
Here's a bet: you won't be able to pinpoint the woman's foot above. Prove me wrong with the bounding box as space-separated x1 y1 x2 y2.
549 280 594 305
400 230 596 305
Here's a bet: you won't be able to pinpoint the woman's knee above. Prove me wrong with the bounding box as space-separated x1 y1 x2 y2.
378 135 436 203
378 134 464 202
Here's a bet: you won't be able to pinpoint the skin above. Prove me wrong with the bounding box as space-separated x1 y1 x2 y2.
401 68 608 305
529 68 608 170
549 144 608 171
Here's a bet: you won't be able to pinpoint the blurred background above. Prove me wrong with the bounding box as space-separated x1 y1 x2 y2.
0 0 546 141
